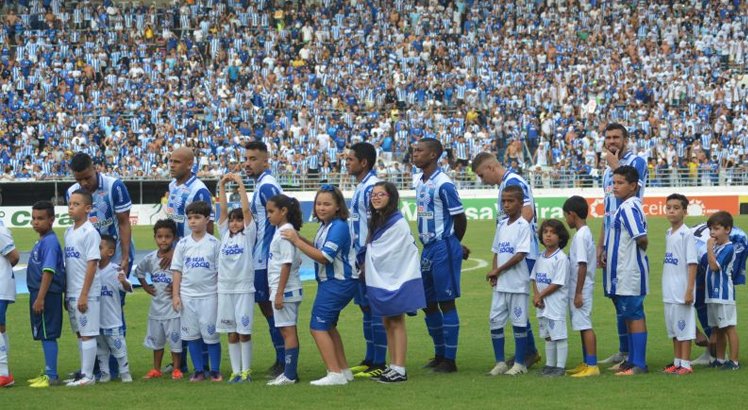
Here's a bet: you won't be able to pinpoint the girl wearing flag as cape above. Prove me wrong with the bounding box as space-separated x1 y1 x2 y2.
360 181 426 383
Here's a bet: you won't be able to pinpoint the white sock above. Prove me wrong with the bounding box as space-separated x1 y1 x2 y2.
240 340 252 373
545 340 556 367
81 339 97 379
674 358 681 367
228 342 241 375
556 339 568 369
390 365 405 375
681 359 691 369
0 331 8 376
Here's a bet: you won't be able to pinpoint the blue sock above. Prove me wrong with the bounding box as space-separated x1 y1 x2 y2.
525 319 537 354
491 328 505 362
616 314 629 355
513 326 528 366
201 339 210 371
372 315 388 365
207 342 221 372
188 340 205 372
442 309 460 361
284 347 299 380
630 332 647 369
585 354 597 366
41 340 58 380
180 341 189 372
696 302 711 338
424 311 445 358
109 354 119 378
362 310 374 363
267 316 285 364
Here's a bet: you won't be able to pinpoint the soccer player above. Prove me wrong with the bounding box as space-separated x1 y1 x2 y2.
661 194 698 375
346 142 387 378
531 219 571 377
562 196 599 377
26 201 66 388
472 152 542 368
486 185 533 376
64 189 102 387
95 235 133 383
702 211 740 369
0 219 19 387
171 201 222 382
245 141 286 378
596 123 648 368
604 166 649 376
137 219 183 380
217 173 257 383
412 138 469 373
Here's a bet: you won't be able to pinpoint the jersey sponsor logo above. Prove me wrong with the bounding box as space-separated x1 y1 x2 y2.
663 252 679 265
496 242 514 254
185 256 211 269
221 243 244 256
417 208 434 219
101 285 115 297
419 232 436 241
534 272 552 285
64 246 81 258
324 241 339 252
350 214 360 221
151 273 172 284
220 319 235 326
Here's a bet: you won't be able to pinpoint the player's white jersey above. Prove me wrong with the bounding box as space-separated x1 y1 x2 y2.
171 234 220 298
350 171 379 252
662 225 698 304
167 175 214 238
497 170 539 261
267 223 302 300
99 262 127 329
531 248 570 321
218 219 257 294
64 221 101 298
135 250 179 320
0 223 17 301
605 196 649 296
492 217 531 294
250 170 283 271
568 225 596 299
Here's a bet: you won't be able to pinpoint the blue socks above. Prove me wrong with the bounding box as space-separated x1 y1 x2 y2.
284 347 299 380
585 354 598 366
513 326 528 366
630 332 647 368
180 341 189 372
362 310 374 363
491 328 505 362
442 309 460 361
696 302 712 338
372 315 388 365
42 340 58 380
616 313 629 355
424 311 445 358
206 342 221 372
109 354 119 378
525 319 538 354
201 339 210 371
188 340 204 372
267 316 285 364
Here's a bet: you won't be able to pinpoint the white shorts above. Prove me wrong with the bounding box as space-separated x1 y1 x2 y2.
707 303 737 329
489 292 528 330
67 297 101 337
272 301 300 328
216 292 255 335
96 333 129 359
180 295 220 344
538 317 568 341
144 317 182 353
664 303 696 341
569 293 593 331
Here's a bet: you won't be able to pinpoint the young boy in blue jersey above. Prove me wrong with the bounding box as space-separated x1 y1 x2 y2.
604 166 649 376
0 217 19 387
26 201 66 388
702 211 740 369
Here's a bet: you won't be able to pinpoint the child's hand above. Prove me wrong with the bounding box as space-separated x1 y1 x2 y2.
280 228 299 244
486 269 498 287
172 296 182 312
684 290 694 305
32 296 45 314
707 237 716 249
164 283 173 296
574 293 584 309
596 245 606 269
533 294 542 308
462 245 471 260
117 270 128 285
159 253 173 270
220 174 233 184
274 293 284 310
77 297 88 313
143 284 156 297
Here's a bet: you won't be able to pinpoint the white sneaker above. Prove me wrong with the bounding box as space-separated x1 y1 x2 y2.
98 373 111 383
66 377 95 387
310 372 348 386
342 368 354 382
599 352 627 364
504 363 527 376
487 362 509 376
120 372 133 383
267 374 297 386
692 350 714 366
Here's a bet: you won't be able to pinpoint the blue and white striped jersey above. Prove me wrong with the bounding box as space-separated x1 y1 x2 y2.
250 170 283 271
166 174 214 238
703 242 736 304
349 171 379 252
605 196 649 296
602 151 648 246
314 218 357 282
415 169 463 245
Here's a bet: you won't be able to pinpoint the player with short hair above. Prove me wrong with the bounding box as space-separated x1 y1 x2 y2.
95 235 133 383
0 217 20 387
64 189 102 387
26 201 66 388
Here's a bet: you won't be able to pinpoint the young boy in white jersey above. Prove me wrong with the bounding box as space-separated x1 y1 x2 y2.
661 194 698 375
486 185 533 376
0 220 19 387
605 166 649 376
531 219 570 377
702 211 740 370
137 219 183 380
171 201 222 382
95 235 133 383
217 174 257 383
563 196 599 378
64 189 102 387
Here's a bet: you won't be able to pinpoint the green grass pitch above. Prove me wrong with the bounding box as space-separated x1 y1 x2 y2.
1 216 747 409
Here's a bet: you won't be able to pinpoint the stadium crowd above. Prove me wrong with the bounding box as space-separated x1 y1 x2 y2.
0 0 746 189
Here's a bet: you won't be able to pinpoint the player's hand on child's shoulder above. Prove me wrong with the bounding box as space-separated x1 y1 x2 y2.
280 228 299 243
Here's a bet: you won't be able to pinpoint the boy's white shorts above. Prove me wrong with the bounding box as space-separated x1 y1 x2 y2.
180 295 220 344
144 317 182 352
216 292 255 335
489 292 528 330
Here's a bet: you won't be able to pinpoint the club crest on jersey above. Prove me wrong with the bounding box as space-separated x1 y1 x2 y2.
207 324 216 335
241 315 250 327
513 306 522 318
677 320 686 331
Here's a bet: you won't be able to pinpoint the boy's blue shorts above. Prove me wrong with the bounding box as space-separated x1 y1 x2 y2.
254 269 270 303
421 236 462 303
310 279 357 331
614 295 646 321
0 299 12 325
29 291 63 341
353 280 369 308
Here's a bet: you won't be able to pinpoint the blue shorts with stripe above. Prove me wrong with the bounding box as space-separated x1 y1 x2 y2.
29 291 63 341
353 279 369 307
310 279 357 331
421 235 463 303
254 269 270 303
0 299 12 325
614 295 646 321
